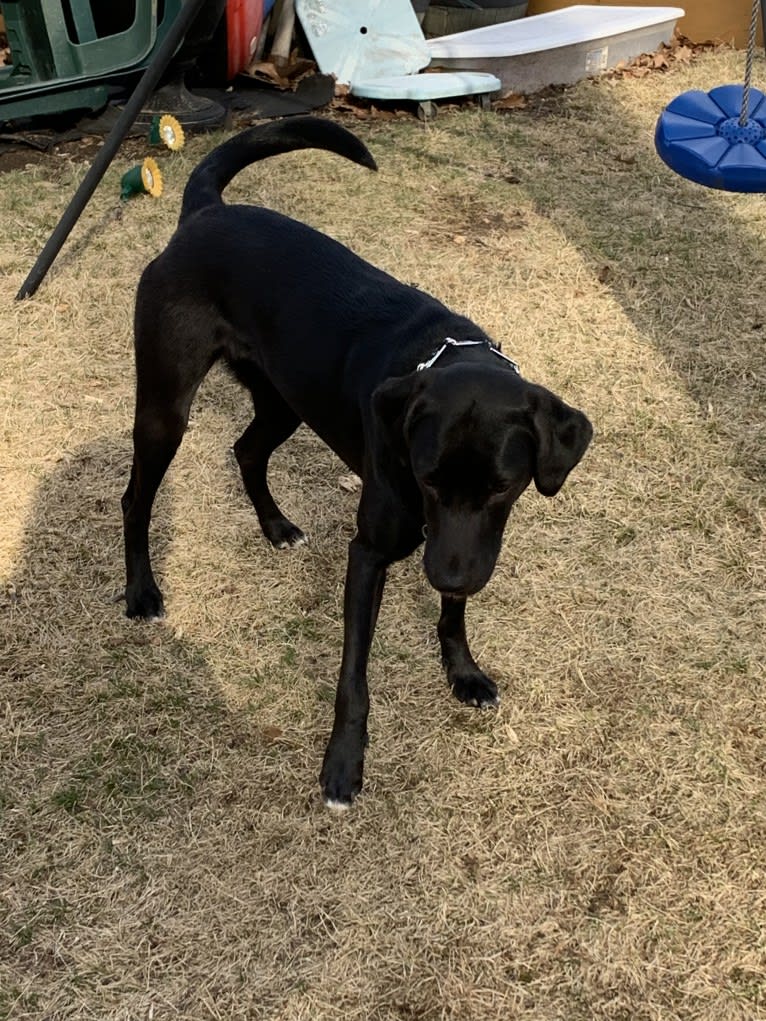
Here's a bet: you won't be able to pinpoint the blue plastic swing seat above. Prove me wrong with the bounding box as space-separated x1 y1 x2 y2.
656 84 766 192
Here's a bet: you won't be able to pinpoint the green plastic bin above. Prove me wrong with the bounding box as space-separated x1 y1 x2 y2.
0 0 183 122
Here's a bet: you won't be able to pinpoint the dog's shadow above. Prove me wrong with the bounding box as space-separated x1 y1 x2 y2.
0 436 422 1010
0 436 347 840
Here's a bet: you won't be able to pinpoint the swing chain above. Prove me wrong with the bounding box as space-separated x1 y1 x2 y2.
740 0 762 125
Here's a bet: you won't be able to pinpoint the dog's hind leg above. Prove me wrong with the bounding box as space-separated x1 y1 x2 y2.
123 339 211 619
438 596 500 708
123 408 186 619
233 377 305 549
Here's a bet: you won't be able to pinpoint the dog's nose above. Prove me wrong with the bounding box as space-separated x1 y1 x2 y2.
423 547 493 599
423 558 476 599
435 575 471 596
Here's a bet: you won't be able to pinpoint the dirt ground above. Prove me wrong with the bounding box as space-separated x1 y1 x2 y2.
1 47 764 1020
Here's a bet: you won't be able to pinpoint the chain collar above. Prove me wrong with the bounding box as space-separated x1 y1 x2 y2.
416 337 520 374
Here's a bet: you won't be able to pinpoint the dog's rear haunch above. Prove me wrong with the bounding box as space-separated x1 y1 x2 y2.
122 116 592 809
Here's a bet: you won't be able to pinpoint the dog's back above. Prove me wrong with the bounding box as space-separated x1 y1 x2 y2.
137 118 472 462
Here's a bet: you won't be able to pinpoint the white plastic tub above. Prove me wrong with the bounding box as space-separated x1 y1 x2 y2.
427 5 685 95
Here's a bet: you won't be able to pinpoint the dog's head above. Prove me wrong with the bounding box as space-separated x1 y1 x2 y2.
372 365 592 597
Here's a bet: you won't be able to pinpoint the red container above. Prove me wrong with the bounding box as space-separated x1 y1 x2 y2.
226 0 264 79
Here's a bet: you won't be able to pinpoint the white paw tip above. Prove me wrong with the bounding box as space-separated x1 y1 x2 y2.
275 533 308 550
324 798 351 813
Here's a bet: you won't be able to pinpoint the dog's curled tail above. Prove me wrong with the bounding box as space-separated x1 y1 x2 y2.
180 116 378 223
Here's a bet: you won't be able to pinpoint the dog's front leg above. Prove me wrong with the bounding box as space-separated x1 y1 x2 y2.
439 596 500 709
320 536 387 809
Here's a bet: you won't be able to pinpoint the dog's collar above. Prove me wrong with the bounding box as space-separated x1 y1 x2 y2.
416 337 520 374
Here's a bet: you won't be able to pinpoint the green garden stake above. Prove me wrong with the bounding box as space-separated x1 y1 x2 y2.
148 114 186 151
120 157 163 200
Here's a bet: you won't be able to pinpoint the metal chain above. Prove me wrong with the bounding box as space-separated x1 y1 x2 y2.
416 337 520 375
740 0 762 125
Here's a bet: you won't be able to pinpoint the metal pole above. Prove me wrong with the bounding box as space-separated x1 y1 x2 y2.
16 0 209 300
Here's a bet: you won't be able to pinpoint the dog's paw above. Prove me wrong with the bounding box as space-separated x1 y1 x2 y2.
265 519 307 550
125 583 165 621
275 529 307 550
323 797 352 814
450 671 500 709
320 745 364 809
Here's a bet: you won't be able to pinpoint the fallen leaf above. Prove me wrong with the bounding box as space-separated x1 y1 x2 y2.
282 58 317 82
245 61 290 89
598 265 613 284
261 725 284 744
495 93 527 110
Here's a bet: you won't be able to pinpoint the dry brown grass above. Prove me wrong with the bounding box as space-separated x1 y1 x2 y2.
1 48 765 1020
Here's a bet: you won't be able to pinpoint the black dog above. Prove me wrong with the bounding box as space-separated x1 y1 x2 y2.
122 116 592 808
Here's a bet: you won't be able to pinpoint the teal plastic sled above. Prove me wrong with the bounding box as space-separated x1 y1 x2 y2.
295 0 501 115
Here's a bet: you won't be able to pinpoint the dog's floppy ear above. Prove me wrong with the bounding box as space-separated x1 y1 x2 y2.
528 386 593 497
371 373 422 461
